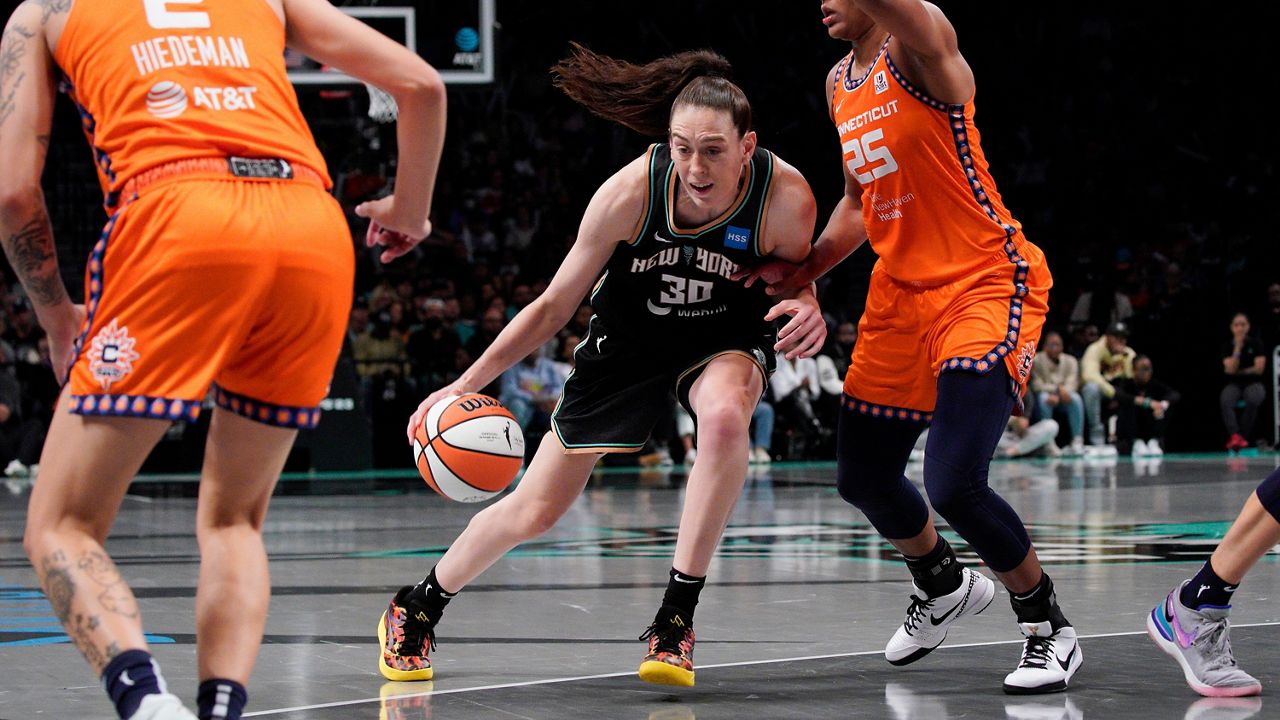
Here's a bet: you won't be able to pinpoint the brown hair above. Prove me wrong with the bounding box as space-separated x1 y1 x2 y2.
550 42 752 138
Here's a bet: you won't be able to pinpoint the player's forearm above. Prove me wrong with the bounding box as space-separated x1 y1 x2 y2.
804 196 867 283
458 299 570 393
0 194 73 321
390 78 447 228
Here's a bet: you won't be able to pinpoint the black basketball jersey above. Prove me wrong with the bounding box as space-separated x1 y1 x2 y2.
589 143 777 343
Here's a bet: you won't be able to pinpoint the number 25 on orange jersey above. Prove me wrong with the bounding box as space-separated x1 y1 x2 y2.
843 128 899 184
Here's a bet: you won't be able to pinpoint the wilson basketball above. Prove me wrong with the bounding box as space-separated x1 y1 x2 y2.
412 393 525 502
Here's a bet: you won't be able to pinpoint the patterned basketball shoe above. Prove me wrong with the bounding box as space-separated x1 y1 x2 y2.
377 586 436 681
1147 584 1261 697
638 611 696 687
885 566 996 665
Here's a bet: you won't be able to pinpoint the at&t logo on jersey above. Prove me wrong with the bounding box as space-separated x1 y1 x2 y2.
724 225 751 251
89 319 141 391
146 81 188 118
143 80 259 118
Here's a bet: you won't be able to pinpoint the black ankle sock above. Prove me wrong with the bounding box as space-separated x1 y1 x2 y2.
197 678 247 720
1009 573 1071 629
1180 561 1239 610
102 650 165 720
904 536 964 598
406 566 456 624
659 568 706 622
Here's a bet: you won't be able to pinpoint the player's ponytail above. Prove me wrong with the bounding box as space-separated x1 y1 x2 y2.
551 42 751 138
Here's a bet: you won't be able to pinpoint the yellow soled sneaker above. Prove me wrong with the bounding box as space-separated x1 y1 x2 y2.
377 586 436 681
638 611 696 687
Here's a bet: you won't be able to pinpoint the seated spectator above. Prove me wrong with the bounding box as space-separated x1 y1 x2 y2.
826 321 858 380
499 346 564 435
816 325 854 428
1031 331 1085 454
1067 323 1099 359
3 299 44 362
444 297 475 347
1260 282 1280 354
1114 355 1179 456
772 354 828 458
749 400 775 465
1220 312 1267 450
466 308 507 398
552 333 579 379
1080 321 1136 452
1 345 45 478
353 318 407 379
406 298 461 393
995 416 1061 459
1068 273 1134 334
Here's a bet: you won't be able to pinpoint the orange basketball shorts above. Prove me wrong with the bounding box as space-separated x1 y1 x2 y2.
66 177 354 428
843 235 1052 420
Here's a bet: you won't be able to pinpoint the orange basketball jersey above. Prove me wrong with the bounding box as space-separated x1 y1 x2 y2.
54 0 331 207
831 39 1021 286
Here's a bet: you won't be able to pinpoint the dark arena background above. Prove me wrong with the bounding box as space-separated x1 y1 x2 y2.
3 2 1280 719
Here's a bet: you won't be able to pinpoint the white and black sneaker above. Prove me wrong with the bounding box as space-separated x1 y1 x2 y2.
885 566 996 665
1003 621 1082 694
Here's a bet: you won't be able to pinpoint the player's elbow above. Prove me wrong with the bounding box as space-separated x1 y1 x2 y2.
393 60 446 102
0 186 42 223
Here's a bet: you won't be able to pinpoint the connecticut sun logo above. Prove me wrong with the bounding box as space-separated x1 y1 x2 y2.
89 319 141 391
1015 339 1037 383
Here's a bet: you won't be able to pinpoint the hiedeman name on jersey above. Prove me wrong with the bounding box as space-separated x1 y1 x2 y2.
631 246 740 280
131 35 250 77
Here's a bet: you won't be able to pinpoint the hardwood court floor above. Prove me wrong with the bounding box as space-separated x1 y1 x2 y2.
2 453 1278 719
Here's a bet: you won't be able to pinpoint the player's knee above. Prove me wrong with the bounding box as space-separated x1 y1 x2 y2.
1257 467 1280 523
198 502 269 535
508 499 566 539
21 525 43 565
922 461 975 520
695 397 753 449
836 456 894 510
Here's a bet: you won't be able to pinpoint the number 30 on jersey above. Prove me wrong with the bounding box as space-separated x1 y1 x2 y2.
843 128 898 184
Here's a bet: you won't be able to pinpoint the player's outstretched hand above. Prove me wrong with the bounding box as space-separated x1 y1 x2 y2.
355 195 431 263
406 383 465 445
733 258 812 296
766 294 826 360
47 303 86 385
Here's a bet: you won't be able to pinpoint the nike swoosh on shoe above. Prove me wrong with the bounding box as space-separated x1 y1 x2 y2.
1056 643 1077 671
930 578 974 626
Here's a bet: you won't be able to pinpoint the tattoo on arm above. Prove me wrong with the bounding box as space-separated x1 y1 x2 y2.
0 24 34 129
34 0 73 25
2 209 68 307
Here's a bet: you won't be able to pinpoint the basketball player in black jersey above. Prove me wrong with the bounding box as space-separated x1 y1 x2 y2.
376 44 824 688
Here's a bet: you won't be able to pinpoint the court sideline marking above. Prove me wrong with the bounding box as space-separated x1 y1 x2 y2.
244 621 1280 716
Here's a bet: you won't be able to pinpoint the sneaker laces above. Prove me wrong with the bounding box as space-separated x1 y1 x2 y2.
406 622 437 654
902 595 934 634
639 620 690 655
400 605 439 654
1018 634 1055 670
1195 619 1238 672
